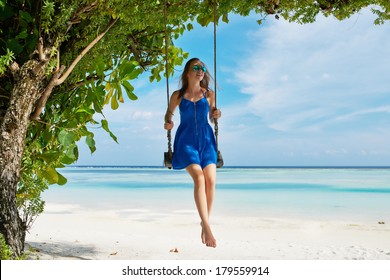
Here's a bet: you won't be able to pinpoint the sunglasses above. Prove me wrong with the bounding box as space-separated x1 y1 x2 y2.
192 65 207 73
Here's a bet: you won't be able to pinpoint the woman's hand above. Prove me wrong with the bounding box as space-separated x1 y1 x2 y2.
164 121 174 130
212 108 222 120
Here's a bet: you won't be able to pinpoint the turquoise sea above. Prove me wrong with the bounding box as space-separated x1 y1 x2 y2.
43 166 390 222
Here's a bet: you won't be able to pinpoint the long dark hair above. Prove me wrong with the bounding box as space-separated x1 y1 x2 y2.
178 58 212 99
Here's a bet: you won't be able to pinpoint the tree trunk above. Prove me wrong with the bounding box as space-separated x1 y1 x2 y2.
0 59 46 257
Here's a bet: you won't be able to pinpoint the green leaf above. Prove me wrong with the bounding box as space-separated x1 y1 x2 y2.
101 119 118 143
101 119 110 132
58 130 75 146
222 13 229 23
76 107 95 115
40 166 58 185
186 23 194 31
37 152 59 162
16 30 28 40
41 129 52 142
123 66 143 80
122 80 138 100
117 86 124 103
104 88 114 105
0 49 15 75
95 57 106 77
56 172 67 185
60 155 75 165
120 62 136 77
6 39 23 55
93 99 103 114
19 10 33 23
85 134 96 153
111 93 119 109
64 143 78 160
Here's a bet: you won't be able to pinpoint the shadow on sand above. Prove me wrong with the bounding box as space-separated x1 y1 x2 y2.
26 241 99 260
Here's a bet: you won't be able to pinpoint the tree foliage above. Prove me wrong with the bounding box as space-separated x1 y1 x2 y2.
0 0 389 256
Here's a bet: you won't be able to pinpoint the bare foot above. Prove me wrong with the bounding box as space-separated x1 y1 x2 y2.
201 223 216 248
200 223 206 244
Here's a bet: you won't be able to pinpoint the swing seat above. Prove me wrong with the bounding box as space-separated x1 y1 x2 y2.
216 150 224 168
164 151 223 169
164 151 173 169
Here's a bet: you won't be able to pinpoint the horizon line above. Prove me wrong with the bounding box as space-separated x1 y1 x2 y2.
68 165 390 169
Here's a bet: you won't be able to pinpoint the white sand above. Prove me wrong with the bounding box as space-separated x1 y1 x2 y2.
25 202 390 260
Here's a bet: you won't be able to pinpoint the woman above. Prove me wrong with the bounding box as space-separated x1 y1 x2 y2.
164 58 222 248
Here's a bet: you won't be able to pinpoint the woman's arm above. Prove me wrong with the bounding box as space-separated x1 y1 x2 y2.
207 90 221 123
164 91 180 130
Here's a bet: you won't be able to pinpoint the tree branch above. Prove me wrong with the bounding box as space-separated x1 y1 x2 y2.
10 62 20 76
66 1 98 33
56 17 118 86
30 17 118 120
56 49 60 71
30 65 65 120
37 37 49 62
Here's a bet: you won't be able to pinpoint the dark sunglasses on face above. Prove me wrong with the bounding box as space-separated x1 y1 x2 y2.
193 65 207 73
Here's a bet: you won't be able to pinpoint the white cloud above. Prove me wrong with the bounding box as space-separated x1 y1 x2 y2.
234 10 390 133
130 111 154 120
325 148 348 156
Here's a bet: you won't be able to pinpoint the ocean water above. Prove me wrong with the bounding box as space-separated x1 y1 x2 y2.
43 166 390 222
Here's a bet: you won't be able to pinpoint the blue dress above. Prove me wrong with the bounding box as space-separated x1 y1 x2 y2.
172 94 217 169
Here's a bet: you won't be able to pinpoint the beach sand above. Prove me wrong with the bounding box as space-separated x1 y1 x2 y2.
25 202 390 260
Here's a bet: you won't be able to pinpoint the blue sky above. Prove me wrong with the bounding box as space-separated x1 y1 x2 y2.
77 8 390 166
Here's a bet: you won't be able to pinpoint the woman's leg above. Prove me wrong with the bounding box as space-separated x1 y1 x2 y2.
186 164 217 248
203 164 216 218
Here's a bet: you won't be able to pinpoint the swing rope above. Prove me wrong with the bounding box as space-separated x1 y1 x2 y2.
164 0 173 168
213 0 224 168
213 0 220 156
